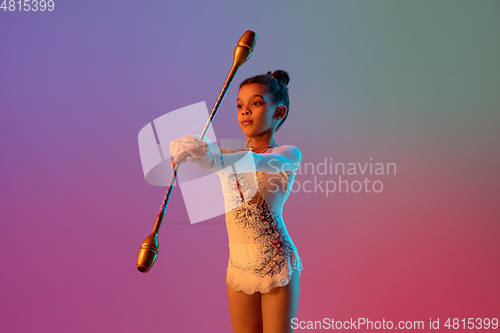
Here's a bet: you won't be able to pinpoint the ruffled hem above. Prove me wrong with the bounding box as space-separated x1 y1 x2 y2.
226 258 303 295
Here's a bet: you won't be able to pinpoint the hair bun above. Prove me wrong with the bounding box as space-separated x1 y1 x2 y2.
270 70 290 86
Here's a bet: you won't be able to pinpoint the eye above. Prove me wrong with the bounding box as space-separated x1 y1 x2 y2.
253 101 261 106
236 104 242 109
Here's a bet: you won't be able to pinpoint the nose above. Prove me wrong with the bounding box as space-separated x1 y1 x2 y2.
241 107 251 115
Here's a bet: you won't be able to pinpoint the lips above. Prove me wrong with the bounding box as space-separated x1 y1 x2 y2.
241 120 253 125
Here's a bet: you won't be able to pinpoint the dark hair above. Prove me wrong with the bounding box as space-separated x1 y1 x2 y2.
239 70 290 132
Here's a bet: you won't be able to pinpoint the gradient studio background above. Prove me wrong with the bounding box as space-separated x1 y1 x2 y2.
1 0 499 332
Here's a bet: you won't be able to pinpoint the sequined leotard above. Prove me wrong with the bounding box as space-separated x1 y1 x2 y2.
214 140 303 295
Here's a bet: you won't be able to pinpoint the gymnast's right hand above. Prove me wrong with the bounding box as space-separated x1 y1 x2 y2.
169 134 196 168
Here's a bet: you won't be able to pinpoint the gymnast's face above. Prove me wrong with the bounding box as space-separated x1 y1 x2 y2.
237 83 286 139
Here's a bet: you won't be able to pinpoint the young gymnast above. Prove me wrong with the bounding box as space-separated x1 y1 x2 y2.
170 70 302 333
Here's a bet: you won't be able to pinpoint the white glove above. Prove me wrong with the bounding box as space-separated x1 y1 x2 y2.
170 134 219 170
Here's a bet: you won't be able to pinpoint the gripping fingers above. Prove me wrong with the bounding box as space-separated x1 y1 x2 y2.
171 151 190 168
170 135 206 168
169 134 199 156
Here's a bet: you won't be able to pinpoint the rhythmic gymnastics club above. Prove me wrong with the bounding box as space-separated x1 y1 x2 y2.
136 30 257 273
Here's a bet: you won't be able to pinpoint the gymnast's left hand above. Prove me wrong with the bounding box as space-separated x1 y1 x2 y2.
170 134 216 170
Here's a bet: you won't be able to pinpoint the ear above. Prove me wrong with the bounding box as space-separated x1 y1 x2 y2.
274 105 287 120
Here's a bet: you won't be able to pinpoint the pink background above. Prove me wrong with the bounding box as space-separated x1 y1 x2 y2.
1 1 498 332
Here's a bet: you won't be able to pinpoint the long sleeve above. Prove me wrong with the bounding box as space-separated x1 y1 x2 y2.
215 150 261 174
200 136 260 174
201 136 300 174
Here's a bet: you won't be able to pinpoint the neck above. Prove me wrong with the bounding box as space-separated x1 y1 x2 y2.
244 136 277 150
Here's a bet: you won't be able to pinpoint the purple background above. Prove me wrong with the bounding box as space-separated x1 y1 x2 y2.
1 1 499 332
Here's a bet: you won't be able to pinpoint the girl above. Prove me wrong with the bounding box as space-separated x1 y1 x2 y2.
170 70 302 333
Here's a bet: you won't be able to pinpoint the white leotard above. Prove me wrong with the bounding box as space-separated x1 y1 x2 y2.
214 141 303 295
